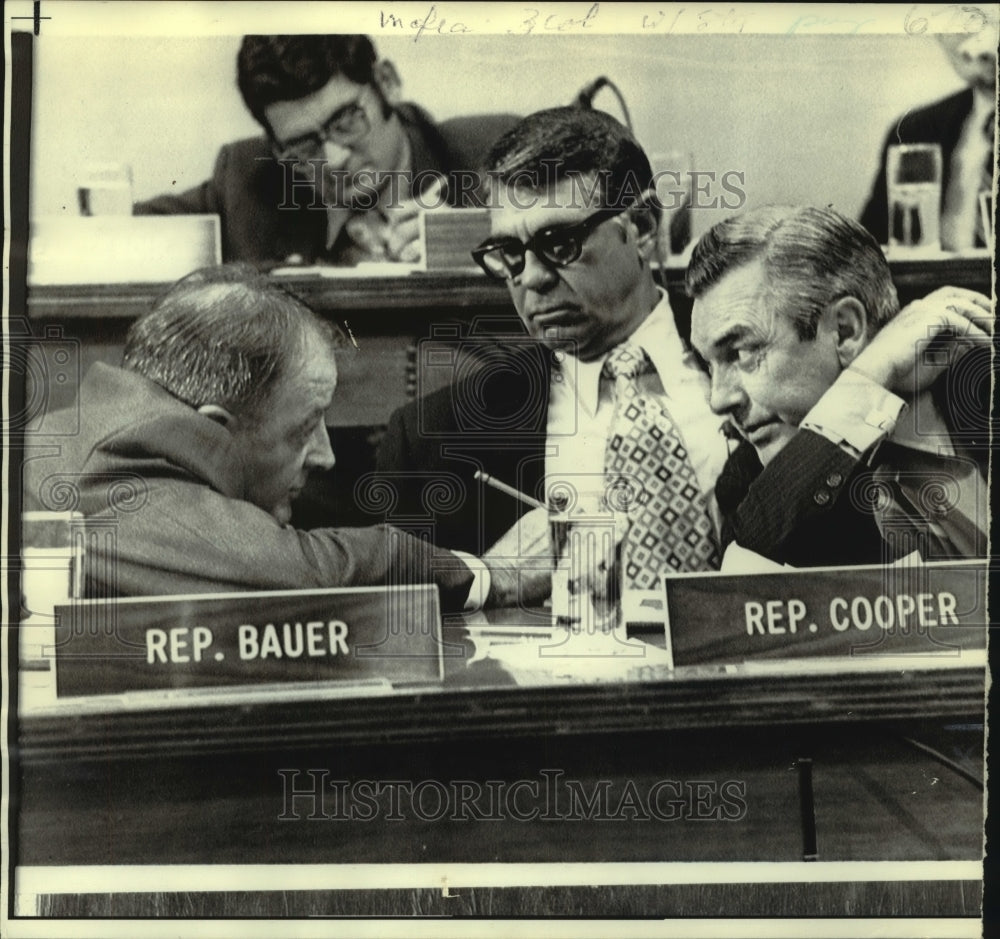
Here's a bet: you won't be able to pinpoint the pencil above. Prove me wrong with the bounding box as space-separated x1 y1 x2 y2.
473 471 547 510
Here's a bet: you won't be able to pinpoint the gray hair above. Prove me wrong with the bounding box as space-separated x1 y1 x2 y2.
123 263 342 415
686 205 900 340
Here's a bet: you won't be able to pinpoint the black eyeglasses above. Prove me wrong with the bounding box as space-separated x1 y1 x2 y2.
271 92 371 163
471 206 628 281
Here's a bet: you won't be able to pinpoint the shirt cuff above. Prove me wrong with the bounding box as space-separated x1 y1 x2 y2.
800 368 906 458
453 551 491 611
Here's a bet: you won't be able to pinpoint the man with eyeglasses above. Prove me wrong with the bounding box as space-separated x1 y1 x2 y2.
375 107 729 575
135 35 516 266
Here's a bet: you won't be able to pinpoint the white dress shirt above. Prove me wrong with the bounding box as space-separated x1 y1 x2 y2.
941 89 995 251
545 290 729 530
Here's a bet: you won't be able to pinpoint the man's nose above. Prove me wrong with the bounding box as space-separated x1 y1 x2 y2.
517 248 558 292
321 139 352 171
708 365 745 416
305 423 336 471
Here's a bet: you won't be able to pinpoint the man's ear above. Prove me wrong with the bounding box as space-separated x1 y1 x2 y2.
197 404 236 428
372 59 403 106
825 296 869 367
625 190 660 262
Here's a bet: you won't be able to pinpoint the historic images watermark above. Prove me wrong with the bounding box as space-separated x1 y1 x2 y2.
268 160 749 212
277 769 749 822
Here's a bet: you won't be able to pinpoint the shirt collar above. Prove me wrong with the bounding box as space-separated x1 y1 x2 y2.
632 288 688 389
555 289 684 415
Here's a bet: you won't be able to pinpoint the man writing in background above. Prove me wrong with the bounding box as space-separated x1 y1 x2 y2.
377 107 727 585
135 35 515 266
23 265 542 610
688 205 991 568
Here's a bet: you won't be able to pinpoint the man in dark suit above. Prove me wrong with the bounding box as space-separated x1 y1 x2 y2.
376 339 553 554
134 35 515 266
22 265 543 609
860 20 997 250
687 205 991 568
376 107 728 561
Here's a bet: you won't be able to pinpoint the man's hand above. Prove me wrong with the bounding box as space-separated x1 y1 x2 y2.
482 506 552 608
848 286 993 397
383 176 448 263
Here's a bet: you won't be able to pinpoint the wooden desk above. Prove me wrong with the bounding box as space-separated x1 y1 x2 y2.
16 610 986 880
15 658 986 916
25 254 993 322
23 253 993 426
17 620 987 763
14 255 992 917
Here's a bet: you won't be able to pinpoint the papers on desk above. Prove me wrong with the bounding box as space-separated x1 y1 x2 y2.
462 592 673 685
463 622 674 686
271 262 423 277
270 208 491 275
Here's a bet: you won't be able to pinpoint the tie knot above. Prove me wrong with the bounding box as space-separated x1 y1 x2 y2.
603 344 650 381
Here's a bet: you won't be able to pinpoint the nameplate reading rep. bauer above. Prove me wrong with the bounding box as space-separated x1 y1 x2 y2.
53 585 447 697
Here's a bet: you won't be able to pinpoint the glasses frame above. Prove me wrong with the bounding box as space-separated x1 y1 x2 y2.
471 206 630 281
270 90 372 164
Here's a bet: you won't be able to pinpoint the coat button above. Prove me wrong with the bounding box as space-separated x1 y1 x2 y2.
826 472 843 487
813 489 831 506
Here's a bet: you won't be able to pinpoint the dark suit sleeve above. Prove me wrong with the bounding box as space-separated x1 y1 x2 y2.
375 384 544 555
721 431 871 566
376 404 415 475
103 474 474 611
373 400 459 543
374 398 480 550
133 146 227 216
374 402 428 524
134 138 327 264
860 130 892 245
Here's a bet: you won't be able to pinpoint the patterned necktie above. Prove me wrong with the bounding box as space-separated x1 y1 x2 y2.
603 344 720 588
